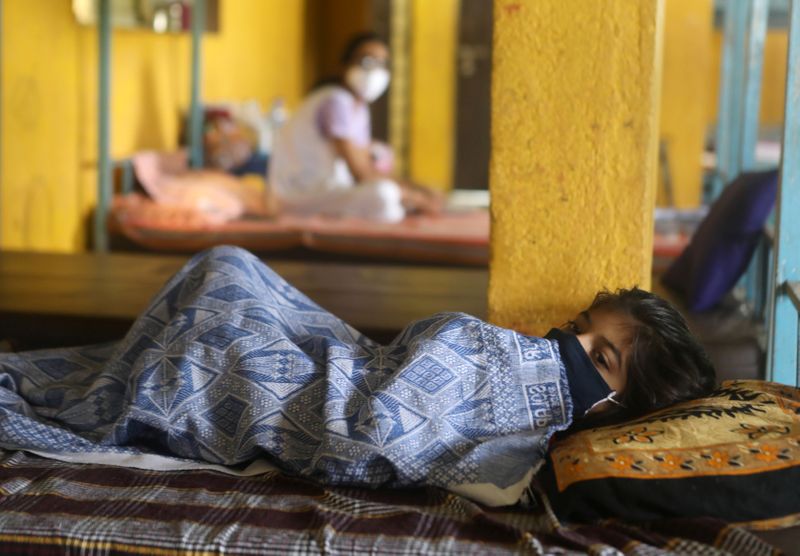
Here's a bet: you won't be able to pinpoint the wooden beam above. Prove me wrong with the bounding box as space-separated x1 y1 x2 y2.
0 252 487 340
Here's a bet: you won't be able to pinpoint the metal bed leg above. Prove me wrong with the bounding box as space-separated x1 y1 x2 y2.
741 0 769 170
739 0 769 313
715 0 767 314
189 0 206 169
94 0 111 252
712 0 749 201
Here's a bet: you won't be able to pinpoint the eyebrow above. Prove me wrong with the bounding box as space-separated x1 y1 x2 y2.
581 310 623 369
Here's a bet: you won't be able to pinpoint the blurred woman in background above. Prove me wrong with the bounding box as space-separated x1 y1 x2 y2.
269 32 441 222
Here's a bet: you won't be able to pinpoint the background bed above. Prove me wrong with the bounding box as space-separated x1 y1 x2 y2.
108 192 490 266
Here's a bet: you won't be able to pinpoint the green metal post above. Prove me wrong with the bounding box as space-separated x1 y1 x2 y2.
189 0 206 169
95 0 111 251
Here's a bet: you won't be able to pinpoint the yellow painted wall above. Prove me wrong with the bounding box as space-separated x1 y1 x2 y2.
489 0 663 334
707 29 788 131
658 13 789 209
658 0 712 208
758 31 789 127
408 0 457 191
2 0 305 252
2 1 82 251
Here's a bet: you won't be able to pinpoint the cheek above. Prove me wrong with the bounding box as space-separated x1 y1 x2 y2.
605 372 626 393
576 334 593 355
592 365 621 392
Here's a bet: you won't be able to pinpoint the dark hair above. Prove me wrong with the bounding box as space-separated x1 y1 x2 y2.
581 287 716 423
340 31 386 65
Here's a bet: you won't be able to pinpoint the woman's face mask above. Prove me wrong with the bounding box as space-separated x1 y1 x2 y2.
345 65 390 103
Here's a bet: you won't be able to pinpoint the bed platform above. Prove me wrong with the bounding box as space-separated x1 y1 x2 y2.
110 197 692 270
0 250 488 347
0 449 784 556
108 195 491 266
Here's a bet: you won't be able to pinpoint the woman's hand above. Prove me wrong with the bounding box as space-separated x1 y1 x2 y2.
400 184 445 216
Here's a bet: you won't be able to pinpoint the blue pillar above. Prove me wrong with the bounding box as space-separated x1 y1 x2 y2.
189 0 206 169
710 0 747 201
712 0 749 200
740 0 769 171
767 0 800 385
740 0 769 309
95 0 111 252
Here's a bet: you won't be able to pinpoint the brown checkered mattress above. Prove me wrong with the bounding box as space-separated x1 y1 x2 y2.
0 450 780 555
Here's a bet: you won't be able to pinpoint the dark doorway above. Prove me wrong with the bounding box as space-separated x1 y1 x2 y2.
454 0 493 190
303 0 392 142
368 0 392 143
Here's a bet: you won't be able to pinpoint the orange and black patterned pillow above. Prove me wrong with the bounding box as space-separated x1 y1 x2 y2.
538 380 800 529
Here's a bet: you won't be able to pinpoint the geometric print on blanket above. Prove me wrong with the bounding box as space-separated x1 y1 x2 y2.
0 246 572 494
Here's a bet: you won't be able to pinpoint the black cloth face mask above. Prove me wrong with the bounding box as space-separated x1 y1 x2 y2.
545 328 619 419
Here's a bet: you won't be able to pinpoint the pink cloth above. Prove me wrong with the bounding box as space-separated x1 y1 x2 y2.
132 150 267 225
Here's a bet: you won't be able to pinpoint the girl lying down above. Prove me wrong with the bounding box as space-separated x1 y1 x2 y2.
0 246 716 506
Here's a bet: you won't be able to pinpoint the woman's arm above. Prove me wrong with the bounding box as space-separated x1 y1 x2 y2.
332 138 444 215
331 137 382 182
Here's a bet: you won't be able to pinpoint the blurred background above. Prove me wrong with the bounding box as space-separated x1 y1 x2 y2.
0 0 791 253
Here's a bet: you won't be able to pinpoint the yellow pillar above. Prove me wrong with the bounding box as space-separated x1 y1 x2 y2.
658 0 712 208
489 0 664 334
2 0 81 252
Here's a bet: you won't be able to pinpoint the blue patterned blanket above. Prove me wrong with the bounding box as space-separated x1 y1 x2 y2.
0 246 572 505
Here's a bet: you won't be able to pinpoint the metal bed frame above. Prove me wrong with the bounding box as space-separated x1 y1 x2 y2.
713 0 800 386
94 0 206 252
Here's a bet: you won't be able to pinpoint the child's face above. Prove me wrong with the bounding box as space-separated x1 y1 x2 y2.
566 307 637 395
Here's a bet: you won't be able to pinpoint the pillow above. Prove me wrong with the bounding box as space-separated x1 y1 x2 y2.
538 380 800 529
662 170 778 312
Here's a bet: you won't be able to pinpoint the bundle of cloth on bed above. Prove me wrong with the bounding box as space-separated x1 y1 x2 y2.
0 246 570 507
